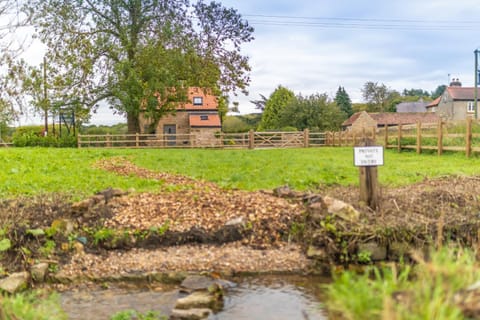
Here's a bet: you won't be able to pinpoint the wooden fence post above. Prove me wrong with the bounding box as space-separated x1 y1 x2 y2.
303 129 309 148
466 117 472 158
384 126 388 148
437 120 443 156
248 129 254 149
77 134 81 148
106 133 111 148
397 124 402 152
135 132 139 148
416 121 422 154
371 126 376 143
358 138 380 210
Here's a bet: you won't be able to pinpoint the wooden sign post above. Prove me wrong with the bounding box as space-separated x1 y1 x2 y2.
354 139 383 210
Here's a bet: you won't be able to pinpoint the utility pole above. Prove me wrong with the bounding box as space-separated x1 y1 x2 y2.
475 49 479 119
43 56 48 136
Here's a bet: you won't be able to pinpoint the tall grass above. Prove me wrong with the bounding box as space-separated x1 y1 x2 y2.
325 247 480 320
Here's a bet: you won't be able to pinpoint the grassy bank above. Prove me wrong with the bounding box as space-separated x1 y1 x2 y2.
1 147 480 198
325 246 480 320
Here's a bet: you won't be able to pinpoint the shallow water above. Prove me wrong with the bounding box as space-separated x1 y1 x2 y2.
60 275 328 320
211 275 328 320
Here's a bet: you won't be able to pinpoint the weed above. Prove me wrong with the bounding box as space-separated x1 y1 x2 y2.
39 240 56 257
93 228 116 245
356 251 371 264
149 220 170 236
110 310 166 320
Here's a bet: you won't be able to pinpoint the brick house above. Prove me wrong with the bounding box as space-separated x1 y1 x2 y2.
342 111 439 133
139 87 222 146
426 79 478 120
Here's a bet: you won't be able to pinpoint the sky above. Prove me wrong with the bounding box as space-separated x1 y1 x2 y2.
14 0 480 125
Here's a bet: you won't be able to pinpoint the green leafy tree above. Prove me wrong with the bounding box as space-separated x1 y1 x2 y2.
259 85 295 130
278 93 344 131
26 0 254 134
334 86 353 117
402 88 430 97
431 85 447 99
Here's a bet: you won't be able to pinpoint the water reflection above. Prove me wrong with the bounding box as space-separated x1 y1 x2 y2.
210 275 328 320
61 275 328 320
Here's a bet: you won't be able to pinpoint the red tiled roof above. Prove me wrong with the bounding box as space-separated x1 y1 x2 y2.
343 111 439 127
446 87 476 100
426 96 441 108
189 114 221 127
178 87 218 111
370 112 439 125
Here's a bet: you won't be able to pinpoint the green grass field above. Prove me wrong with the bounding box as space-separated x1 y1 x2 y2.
1 147 480 198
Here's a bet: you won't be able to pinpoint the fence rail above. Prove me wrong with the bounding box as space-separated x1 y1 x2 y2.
77 130 328 149
76 119 480 155
330 118 480 157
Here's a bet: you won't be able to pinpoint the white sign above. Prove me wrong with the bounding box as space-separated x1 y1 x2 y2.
354 146 384 167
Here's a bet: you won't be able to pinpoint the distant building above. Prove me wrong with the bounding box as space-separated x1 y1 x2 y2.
342 111 439 132
426 79 478 120
396 99 429 113
139 87 222 146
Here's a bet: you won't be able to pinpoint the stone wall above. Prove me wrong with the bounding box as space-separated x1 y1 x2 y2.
350 112 377 133
191 128 222 147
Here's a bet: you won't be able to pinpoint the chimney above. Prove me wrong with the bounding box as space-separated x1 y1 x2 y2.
449 78 462 87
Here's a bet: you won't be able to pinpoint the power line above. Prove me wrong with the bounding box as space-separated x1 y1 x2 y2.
243 14 480 31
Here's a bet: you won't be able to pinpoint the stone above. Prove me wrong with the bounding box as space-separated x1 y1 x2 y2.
52 270 75 284
170 308 211 320
181 275 216 292
225 217 244 227
306 246 328 261
71 198 94 213
358 242 387 261
0 272 29 293
31 263 49 282
323 196 360 222
175 291 219 310
388 242 412 261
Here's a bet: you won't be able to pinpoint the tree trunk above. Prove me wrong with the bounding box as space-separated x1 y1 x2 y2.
127 112 140 135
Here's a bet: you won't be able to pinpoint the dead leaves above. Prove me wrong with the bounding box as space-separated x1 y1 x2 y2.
96 158 303 248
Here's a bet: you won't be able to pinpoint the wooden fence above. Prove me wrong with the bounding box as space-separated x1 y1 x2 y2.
77 129 328 149
77 119 480 155
329 118 480 157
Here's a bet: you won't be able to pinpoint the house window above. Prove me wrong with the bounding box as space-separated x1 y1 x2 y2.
193 97 203 106
200 115 209 120
468 101 475 113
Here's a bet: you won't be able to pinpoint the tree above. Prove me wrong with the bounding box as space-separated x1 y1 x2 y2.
26 0 254 133
403 88 430 97
431 85 447 99
361 81 391 112
278 93 344 131
250 94 268 112
0 0 30 125
258 86 295 130
334 86 353 117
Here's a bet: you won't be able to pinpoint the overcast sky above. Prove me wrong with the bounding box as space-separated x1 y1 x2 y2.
220 0 480 114
16 0 480 125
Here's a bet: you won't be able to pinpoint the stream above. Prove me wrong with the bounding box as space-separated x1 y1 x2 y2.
60 275 329 320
